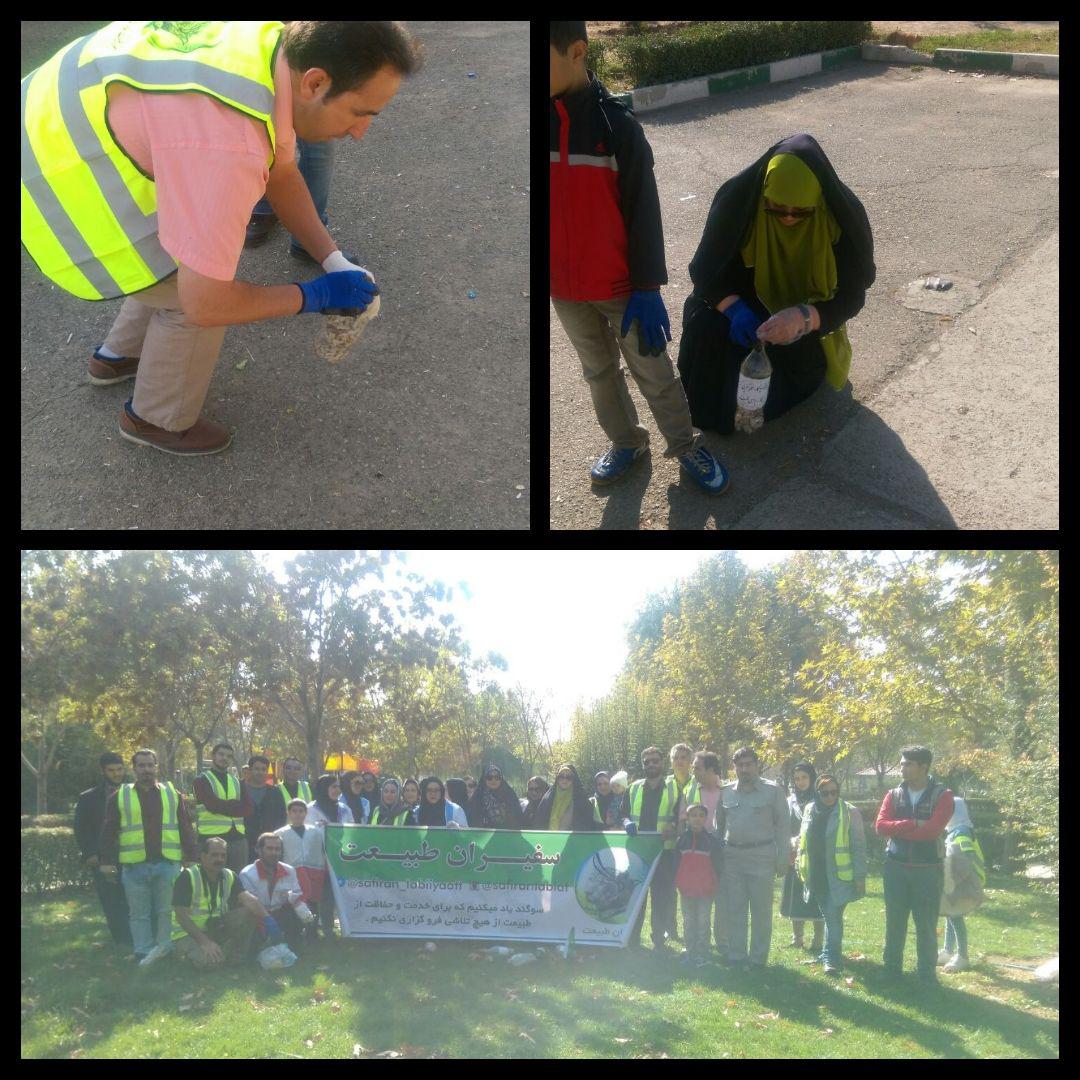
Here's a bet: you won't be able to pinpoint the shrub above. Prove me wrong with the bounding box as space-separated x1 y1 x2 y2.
21 827 89 896
21 814 75 830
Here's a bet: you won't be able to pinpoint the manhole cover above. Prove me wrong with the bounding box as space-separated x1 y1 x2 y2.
901 273 982 315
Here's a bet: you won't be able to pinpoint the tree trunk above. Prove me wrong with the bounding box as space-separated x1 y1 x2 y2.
38 738 48 815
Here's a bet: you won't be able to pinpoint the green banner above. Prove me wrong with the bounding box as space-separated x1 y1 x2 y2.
325 825 666 945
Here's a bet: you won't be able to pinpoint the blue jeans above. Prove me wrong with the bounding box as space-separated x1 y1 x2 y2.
815 893 847 968
945 915 968 958
253 137 335 253
121 859 181 955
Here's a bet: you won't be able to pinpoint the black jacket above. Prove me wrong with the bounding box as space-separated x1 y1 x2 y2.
74 782 120 860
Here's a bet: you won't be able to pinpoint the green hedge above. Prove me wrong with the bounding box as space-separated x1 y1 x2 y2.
589 21 873 90
22 826 89 896
21 814 74 830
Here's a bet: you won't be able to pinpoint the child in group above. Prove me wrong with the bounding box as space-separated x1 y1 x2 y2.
938 797 985 972
273 799 324 942
549 20 729 495
674 803 725 967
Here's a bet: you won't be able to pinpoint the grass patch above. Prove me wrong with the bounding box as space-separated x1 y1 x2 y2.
22 872 1056 1058
871 28 1059 56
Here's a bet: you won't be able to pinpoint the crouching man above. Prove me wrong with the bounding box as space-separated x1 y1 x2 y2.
171 835 262 966
239 831 311 955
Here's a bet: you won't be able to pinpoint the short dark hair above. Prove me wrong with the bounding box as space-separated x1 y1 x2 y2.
99 752 124 769
282 21 424 103
211 742 234 756
283 757 302 768
550 21 588 56
693 751 720 774
256 832 283 852
132 748 157 766
900 746 933 767
248 754 271 770
732 747 759 764
641 746 663 763
198 835 228 854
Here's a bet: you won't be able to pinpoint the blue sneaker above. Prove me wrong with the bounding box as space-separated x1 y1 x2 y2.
590 443 648 485
678 446 730 494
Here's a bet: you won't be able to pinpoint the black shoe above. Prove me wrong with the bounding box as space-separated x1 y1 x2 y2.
244 211 278 248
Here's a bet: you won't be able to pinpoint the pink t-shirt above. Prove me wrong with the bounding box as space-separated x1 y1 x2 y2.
105 46 297 281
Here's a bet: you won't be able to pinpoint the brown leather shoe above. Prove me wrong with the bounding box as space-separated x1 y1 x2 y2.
118 400 233 455
244 211 278 248
88 349 140 385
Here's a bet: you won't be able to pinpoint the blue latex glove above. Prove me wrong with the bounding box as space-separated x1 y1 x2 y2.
619 290 672 357
624 821 638 836
724 298 763 348
263 914 283 945
295 270 380 315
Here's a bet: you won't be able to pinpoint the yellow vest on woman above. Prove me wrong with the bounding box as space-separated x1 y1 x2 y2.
21 21 284 300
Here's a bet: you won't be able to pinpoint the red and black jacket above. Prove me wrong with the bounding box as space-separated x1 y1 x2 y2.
549 70 668 302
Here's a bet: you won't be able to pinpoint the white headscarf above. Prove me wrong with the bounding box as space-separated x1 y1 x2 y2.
947 796 974 834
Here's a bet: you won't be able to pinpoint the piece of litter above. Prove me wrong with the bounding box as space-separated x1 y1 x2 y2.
467 290 477 299
679 193 697 201
467 72 477 78
515 484 525 490
968 327 977 334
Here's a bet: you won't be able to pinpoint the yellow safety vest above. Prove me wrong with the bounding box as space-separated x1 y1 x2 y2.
21 20 284 300
951 832 986 888
798 799 853 883
118 782 182 864
197 770 245 836
669 773 699 810
628 778 679 850
171 865 236 940
369 805 412 827
279 779 313 804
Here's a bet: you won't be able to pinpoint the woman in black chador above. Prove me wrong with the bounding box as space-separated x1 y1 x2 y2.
677 133 875 434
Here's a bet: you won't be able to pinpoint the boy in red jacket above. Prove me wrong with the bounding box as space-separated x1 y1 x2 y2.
874 746 954 985
549 21 728 495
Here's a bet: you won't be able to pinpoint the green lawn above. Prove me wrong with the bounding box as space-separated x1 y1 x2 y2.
21 871 1057 1058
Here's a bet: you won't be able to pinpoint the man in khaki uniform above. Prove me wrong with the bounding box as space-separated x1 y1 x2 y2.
719 746 789 969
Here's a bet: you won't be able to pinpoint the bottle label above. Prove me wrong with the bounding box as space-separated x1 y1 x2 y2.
736 373 770 411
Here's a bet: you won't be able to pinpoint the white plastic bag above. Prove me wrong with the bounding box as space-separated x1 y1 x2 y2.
257 942 298 970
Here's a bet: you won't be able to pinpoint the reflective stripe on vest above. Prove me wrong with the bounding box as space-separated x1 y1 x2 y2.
21 21 283 300
669 774 699 809
171 865 236 940
118 782 182 863
197 770 245 835
628 779 678 849
798 799 853 883
280 779 313 804
952 832 986 887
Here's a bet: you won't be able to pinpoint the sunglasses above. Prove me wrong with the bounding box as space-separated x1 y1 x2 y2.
819 789 839 797
763 205 814 219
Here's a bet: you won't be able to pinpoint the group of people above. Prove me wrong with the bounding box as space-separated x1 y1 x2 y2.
73 739 985 983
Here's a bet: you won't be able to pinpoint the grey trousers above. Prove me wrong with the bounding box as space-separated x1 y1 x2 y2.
723 848 777 965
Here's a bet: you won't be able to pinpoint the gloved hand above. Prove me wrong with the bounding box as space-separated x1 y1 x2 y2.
263 914 283 945
619 290 672 357
295 270 379 315
724 298 763 348
624 821 638 836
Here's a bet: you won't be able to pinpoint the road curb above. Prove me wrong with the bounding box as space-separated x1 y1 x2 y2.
616 43 1058 115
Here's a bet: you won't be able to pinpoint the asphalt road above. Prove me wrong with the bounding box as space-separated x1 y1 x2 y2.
550 60 1058 530
22 21 529 530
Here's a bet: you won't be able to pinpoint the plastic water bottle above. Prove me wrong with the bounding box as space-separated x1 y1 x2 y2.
734 340 771 433
314 291 381 364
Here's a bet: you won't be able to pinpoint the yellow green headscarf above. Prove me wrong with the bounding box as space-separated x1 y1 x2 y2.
549 781 573 830
739 153 853 390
